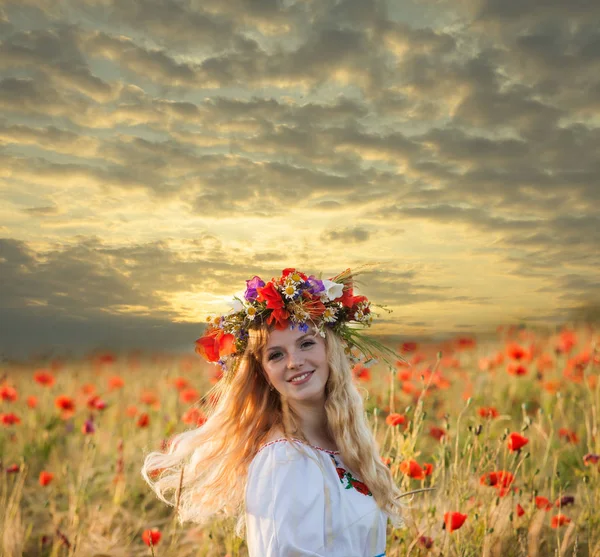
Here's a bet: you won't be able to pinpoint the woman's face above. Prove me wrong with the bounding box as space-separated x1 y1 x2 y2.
261 326 329 404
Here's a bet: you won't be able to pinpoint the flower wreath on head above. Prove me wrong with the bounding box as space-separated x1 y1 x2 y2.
194 267 406 377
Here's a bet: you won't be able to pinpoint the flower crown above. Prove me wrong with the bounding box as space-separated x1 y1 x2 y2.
195 268 402 372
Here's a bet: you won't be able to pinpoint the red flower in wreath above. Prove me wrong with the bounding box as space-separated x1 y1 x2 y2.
281 268 308 282
257 282 285 310
266 308 290 330
339 282 355 308
195 328 236 363
350 294 369 312
301 291 327 318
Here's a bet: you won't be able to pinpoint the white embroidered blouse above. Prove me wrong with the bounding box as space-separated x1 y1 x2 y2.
245 438 388 557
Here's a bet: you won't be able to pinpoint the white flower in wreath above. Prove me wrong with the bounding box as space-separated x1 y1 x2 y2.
321 279 344 302
230 298 244 313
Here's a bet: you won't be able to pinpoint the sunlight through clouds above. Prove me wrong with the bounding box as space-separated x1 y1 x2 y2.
0 0 598 356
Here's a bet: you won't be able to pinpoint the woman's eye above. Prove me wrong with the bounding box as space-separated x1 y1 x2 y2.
268 352 282 361
301 341 315 349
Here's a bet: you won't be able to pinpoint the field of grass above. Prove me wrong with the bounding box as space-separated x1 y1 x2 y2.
1 324 598 556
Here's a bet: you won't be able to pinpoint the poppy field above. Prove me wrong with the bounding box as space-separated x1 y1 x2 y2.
1 324 599 556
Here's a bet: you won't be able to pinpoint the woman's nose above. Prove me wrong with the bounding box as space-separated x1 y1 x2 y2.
286 350 303 369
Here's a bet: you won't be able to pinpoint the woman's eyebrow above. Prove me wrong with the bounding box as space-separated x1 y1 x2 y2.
265 334 313 352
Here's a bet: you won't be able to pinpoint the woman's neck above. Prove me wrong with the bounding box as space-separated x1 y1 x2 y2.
288 399 337 451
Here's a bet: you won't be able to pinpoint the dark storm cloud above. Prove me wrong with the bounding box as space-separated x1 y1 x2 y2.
1 0 599 354
321 226 371 244
0 236 260 357
23 205 60 216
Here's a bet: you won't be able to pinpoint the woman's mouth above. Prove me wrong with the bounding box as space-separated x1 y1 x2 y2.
288 371 314 385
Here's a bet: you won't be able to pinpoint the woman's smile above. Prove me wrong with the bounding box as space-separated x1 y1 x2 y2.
288 370 314 384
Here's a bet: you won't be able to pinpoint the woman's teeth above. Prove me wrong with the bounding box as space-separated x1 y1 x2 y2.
290 371 312 383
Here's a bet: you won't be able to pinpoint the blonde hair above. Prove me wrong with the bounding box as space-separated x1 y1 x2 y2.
141 324 405 536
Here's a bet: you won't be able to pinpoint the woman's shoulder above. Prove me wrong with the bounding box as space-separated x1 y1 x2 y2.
252 430 303 464
246 435 328 502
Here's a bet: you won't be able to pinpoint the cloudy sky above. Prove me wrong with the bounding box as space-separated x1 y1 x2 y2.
1 0 599 358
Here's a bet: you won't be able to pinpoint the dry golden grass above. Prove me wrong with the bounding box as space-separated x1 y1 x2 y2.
0 324 598 556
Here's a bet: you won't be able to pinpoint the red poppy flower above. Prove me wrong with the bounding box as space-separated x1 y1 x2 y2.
87 395 107 411
352 365 371 382
137 413 150 428
142 529 161 547
480 471 514 488
338 282 355 308
55 395 75 413
6 464 20 474
1 413 21 426
400 460 425 480
419 536 433 549
542 380 561 394
179 388 199 404
478 407 499 419
423 463 434 477
96 352 116 365
195 328 236 362
80 383 96 395
443 512 467 532
140 391 159 406
126 405 138 417
400 342 418 353
456 337 476 350
39 471 54 486
27 395 38 408
506 343 530 361
257 282 284 309
280 268 308 282
0 384 18 402
108 376 125 391
584 453 600 466
266 307 290 330
507 363 528 376
172 377 189 390
349 295 369 315
516 503 525 517
551 514 571 528
402 382 416 395
34 370 56 387
381 457 392 467
430 427 446 441
507 433 529 452
557 428 578 444
556 330 577 354
181 407 207 427
398 369 412 381
535 496 552 510
386 413 406 427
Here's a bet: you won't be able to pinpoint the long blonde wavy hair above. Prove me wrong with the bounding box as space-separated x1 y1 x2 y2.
141 324 405 536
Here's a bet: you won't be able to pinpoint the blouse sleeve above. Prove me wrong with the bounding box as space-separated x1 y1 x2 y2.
245 441 328 556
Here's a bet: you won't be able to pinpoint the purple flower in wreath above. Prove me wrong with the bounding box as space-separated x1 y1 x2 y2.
306 276 325 296
244 276 265 301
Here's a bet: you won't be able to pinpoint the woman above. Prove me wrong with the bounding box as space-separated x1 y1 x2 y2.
142 268 406 556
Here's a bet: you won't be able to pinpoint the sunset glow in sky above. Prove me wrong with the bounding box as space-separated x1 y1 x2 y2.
1 0 599 357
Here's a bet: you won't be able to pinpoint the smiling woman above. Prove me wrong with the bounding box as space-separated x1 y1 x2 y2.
141 268 406 557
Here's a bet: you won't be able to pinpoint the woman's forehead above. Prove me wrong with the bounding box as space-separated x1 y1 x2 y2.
265 326 318 348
